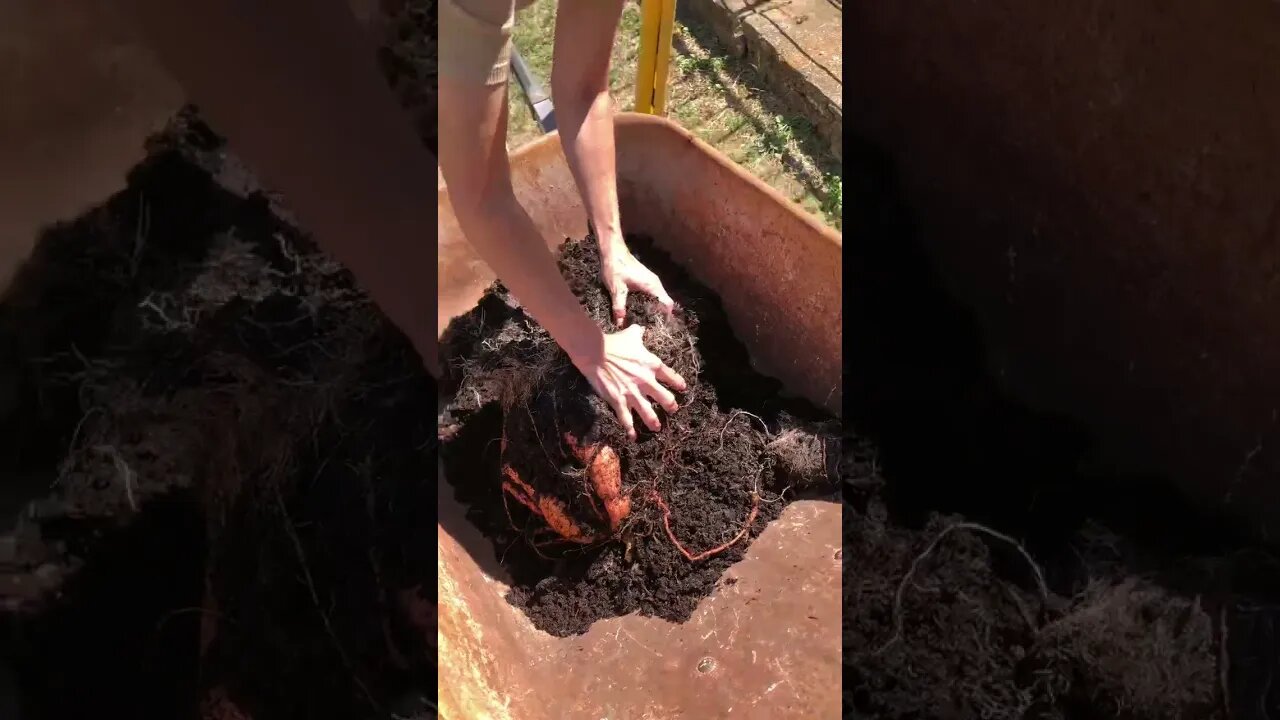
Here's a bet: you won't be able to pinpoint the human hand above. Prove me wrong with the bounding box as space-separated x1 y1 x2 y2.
569 324 686 440
600 246 675 328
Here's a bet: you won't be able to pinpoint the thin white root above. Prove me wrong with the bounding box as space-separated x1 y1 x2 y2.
95 445 138 511
718 410 769 451
767 428 828 482
52 406 104 488
875 522 1051 656
275 489 380 714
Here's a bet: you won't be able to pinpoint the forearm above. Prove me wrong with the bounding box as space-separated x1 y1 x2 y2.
123 0 439 366
453 191 604 361
556 90 627 259
551 0 629 261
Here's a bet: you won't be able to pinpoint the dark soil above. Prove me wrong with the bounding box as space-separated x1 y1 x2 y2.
376 0 438 154
3 5 441 717
1 113 435 719
838 136 1280 720
438 237 839 636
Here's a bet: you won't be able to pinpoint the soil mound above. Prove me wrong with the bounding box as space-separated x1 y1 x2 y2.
842 486 1221 720
439 237 838 636
1 115 434 720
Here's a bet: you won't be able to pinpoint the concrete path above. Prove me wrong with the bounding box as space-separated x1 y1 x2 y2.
683 0 842 160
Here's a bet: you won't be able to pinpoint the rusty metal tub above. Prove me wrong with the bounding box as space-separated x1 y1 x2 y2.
436 113 842 719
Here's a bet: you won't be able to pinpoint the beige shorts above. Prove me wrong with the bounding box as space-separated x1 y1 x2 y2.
439 0 538 86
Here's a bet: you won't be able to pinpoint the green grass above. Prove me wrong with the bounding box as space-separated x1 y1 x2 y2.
505 0 841 230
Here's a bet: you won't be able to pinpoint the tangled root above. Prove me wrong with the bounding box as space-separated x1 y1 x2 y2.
767 428 828 485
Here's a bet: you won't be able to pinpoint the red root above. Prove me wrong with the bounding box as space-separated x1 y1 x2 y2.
649 488 760 562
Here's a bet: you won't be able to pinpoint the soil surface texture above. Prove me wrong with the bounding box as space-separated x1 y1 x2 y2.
3 5 440 717
1 113 435 719
438 237 839 636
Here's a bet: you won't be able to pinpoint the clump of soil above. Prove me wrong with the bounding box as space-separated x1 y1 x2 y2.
1 113 434 719
4 4 442 715
438 237 838 636
376 0 438 153
842 484 1221 719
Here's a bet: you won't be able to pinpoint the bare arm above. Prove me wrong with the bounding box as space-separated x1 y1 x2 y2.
120 0 440 372
438 52 683 439
438 76 605 364
552 0 674 326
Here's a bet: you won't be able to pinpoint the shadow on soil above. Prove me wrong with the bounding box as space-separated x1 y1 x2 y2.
5 498 205 720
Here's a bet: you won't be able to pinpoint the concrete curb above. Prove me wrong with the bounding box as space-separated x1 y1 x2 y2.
681 0 842 161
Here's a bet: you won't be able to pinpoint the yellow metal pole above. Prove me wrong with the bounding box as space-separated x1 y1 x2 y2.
634 0 676 115
634 0 660 114
652 0 676 115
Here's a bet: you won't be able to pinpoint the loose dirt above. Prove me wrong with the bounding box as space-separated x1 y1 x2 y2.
1 112 435 719
438 237 839 636
4 3 440 716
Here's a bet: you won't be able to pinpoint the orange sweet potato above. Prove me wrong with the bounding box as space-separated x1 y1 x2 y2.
536 495 594 544
565 433 631 532
501 463 594 543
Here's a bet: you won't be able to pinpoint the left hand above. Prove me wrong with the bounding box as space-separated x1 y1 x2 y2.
600 245 676 327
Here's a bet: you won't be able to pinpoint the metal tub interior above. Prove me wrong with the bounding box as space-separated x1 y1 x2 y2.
845 1 1280 540
435 113 842 719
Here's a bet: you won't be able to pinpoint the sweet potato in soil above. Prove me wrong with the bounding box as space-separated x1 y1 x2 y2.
438 237 840 636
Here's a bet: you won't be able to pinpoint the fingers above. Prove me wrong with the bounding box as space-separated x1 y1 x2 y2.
625 324 686 393
652 285 676 316
628 390 663 434
653 360 687 393
612 284 628 328
606 386 637 441
635 270 676 316
638 374 678 413
590 324 686 441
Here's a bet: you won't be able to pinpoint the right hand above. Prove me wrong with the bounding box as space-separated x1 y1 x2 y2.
569 324 686 440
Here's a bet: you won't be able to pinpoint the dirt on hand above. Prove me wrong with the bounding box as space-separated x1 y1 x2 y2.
438 236 839 637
